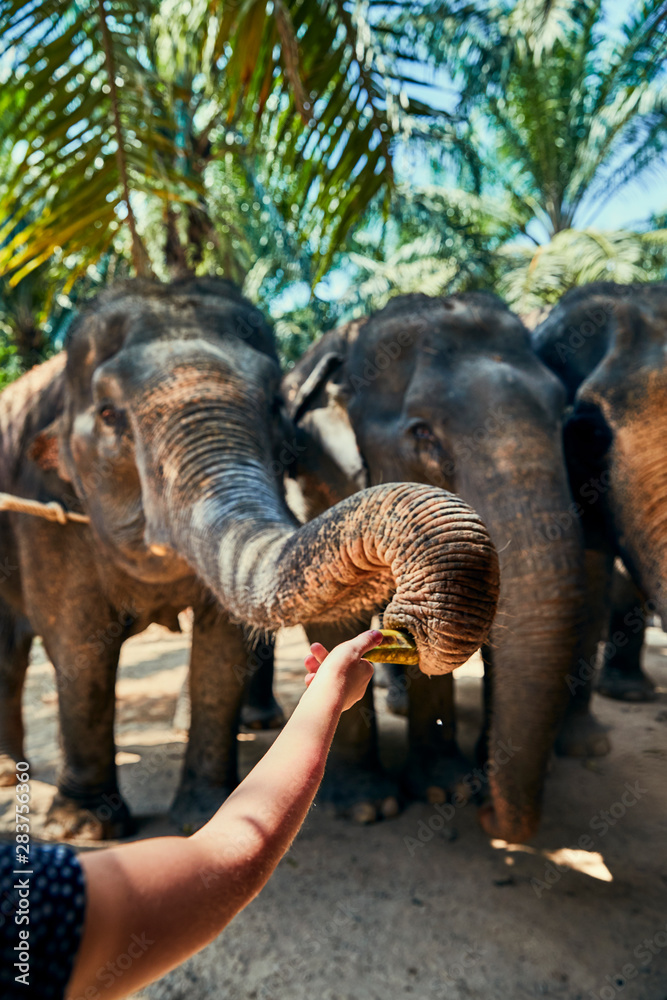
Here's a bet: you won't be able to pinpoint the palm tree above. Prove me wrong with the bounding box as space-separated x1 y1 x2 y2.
329 182 516 314
499 225 667 313
374 0 667 310
407 0 667 239
0 0 447 290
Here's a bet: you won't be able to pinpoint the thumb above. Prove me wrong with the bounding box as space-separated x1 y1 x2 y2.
349 629 383 659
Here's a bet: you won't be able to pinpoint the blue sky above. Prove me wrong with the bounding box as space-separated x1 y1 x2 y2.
580 172 665 230
296 0 667 310
591 0 666 226
395 0 666 232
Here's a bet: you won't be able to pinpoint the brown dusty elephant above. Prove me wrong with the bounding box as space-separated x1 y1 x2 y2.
532 281 667 720
0 278 499 840
283 291 588 843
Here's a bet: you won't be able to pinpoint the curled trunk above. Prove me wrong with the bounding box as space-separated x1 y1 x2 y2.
178 481 499 676
135 373 500 675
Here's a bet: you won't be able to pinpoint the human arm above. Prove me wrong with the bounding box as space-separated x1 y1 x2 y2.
66 629 380 1000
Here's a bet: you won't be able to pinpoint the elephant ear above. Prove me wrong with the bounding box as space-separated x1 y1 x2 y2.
288 351 347 423
284 346 369 520
27 419 73 485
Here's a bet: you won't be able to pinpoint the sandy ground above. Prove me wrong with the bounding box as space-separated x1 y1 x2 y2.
1 625 666 1000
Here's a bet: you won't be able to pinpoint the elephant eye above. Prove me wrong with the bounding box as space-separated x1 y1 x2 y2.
98 404 126 431
410 420 437 444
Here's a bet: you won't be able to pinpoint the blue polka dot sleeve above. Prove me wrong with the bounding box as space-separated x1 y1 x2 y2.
1 841 86 999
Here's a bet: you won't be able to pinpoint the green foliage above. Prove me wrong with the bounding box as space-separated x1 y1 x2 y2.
0 334 20 389
346 236 459 310
0 0 666 376
408 0 667 237
0 0 448 285
365 0 667 314
333 184 514 315
0 0 453 378
499 227 667 311
0 0 166 285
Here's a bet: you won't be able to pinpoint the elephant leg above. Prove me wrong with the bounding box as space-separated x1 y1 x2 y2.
306 621 400 824
240 629 286 730
556 549 612 758
0 598 33 786
14 526 134 838
403 671 469 804
596 560 655 702
171 605 246 830
44 629 130 841
382 662 409 717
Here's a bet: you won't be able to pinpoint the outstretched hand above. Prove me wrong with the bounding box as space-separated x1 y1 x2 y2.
304 629 382 712
69 631 384 1000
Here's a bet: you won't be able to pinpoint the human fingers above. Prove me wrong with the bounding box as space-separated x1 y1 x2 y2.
304 645 329 687
304 653 320 673
309 642 329 665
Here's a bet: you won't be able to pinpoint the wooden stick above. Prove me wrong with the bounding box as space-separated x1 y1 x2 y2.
0 492 90 525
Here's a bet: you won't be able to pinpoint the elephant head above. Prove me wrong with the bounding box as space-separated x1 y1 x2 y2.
533 281 667 621
284 292 587 843
37 278 499 678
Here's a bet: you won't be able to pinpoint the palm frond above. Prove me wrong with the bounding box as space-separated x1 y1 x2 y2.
508 0 603 63
1 0 454 287
499 227 667 312
0 0 189 285
416 0 667 238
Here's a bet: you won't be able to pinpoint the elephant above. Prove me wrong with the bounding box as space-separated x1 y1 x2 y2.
532 281 667 710
596 561 654 702
0 277 499 841
239 630 285 730
282 291 587 843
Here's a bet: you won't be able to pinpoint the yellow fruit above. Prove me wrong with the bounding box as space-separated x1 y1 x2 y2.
365 628 418 665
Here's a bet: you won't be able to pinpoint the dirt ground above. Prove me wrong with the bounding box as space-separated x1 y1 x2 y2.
1 624 666 1000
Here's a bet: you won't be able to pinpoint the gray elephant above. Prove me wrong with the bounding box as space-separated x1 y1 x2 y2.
596 561 653 702
283 291 587 843
532 281 667 715
0 278 499 840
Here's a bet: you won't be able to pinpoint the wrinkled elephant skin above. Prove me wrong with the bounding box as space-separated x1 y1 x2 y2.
284 292 587 842
534 281 667 703
0 278 498 840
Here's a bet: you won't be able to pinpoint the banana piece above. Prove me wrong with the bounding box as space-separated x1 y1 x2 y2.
365 628 418 665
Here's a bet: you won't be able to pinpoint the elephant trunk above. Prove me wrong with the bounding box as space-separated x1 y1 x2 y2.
183 484 498 674
135 371 499 674
608 423 667 623
483 567 585 843
459 458 586 843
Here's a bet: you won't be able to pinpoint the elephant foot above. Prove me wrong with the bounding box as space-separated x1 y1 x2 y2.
240 697 286 731
555 710 611 758
44 791 136 841
317 758 401 824
596 665 657 702
477 802 537 844
170 780 234 833
0 751 23 786
403 745 473 805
